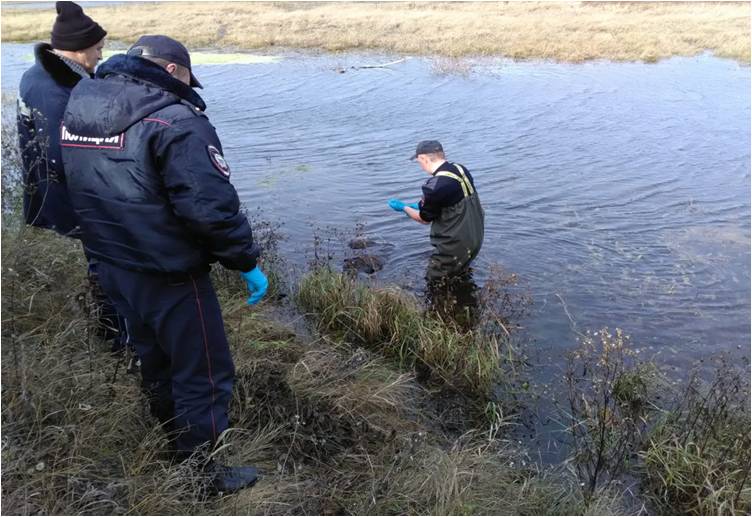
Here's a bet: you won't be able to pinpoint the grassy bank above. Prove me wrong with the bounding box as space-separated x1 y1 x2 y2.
1 2 749 63
297 268 505 400
0 111 609 513
1 224 624 515
640 357 751 515
3 223 749 515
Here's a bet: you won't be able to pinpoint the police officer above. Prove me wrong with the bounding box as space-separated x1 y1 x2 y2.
387 141 484 323
16 1 123 350
61 35 268 493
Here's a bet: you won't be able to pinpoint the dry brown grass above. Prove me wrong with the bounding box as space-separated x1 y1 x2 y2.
1 222 616 515
1 1 749 63
287 347 421 431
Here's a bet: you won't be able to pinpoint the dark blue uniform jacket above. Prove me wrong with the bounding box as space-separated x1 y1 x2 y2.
61 54 260 274
17 43 86 236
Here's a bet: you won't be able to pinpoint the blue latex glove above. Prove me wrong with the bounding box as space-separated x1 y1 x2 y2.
388 199 420 213
388 199 405 212
241 267 269 305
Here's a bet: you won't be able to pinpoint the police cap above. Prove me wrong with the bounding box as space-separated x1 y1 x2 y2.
127 34 203 89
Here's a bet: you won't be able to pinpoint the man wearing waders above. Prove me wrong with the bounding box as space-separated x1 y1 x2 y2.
388 140 484 322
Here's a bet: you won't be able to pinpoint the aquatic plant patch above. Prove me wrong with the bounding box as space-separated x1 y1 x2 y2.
296 268 505 401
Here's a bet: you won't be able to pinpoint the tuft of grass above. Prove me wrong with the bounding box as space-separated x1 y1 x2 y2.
561 328 663 505
640 357 751 516
340 431 625 516
296 268 505 401
1 2 749 63
287 347 421 434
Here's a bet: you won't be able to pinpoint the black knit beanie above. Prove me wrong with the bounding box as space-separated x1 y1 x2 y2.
50 1 107 51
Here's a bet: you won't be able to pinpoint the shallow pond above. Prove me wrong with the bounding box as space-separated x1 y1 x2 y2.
2 44 750 456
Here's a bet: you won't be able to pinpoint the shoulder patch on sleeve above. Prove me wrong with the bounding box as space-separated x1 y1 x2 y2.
207 145 231 178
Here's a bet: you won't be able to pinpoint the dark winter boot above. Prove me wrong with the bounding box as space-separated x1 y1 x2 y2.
205 460 259 494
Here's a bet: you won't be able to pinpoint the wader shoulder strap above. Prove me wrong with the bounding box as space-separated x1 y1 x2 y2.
435 171 469 197
453 164 475 196
435 164 475 198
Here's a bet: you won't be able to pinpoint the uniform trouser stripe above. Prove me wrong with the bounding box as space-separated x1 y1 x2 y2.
190 275 218 443
96 263 233 454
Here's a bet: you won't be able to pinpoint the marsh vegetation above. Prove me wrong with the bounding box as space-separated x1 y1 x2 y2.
1 2 750 63
0 207 619 515
3 197 748 514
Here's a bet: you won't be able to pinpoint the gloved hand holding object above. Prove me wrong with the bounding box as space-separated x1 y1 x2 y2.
241 267 268 305
388 199 420 212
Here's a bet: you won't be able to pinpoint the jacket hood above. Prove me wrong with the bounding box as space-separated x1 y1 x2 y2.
35 42 86 88
64 54 206 137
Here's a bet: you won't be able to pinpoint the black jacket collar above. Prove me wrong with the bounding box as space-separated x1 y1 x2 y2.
432 161 451 176
96 54 206 111
35 43 87 88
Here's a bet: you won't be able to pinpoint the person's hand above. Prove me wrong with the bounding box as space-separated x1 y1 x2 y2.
240 267 268 305
388 199 406 212
406 202 420 210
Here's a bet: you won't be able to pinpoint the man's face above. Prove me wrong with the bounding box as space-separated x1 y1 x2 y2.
78 38 105 72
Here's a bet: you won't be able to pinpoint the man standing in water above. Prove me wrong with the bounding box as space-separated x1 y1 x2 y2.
16 1 124 350
61 35 268 493
388 140 484 322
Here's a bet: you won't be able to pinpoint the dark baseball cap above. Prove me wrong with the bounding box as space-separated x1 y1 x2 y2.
127 35 202 88
410 140 444 160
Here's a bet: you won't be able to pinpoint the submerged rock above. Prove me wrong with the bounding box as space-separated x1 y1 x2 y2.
343 255 384 275
347 237 378 250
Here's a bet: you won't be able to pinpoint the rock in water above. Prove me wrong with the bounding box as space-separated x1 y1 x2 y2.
343 255 384 275
348 237 378 250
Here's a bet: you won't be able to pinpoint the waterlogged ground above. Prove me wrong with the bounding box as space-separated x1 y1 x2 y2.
2 44 750 456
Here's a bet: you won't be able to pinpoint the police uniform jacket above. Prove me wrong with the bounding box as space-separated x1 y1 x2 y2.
17 43 87 236
61 54 260 274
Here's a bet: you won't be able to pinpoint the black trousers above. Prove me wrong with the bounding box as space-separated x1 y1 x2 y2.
97 262 235 455
85 253 125 351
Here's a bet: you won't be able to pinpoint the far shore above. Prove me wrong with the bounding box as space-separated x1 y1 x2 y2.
1 2 750 64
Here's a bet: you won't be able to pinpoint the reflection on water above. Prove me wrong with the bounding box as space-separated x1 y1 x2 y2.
2 45 749 455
